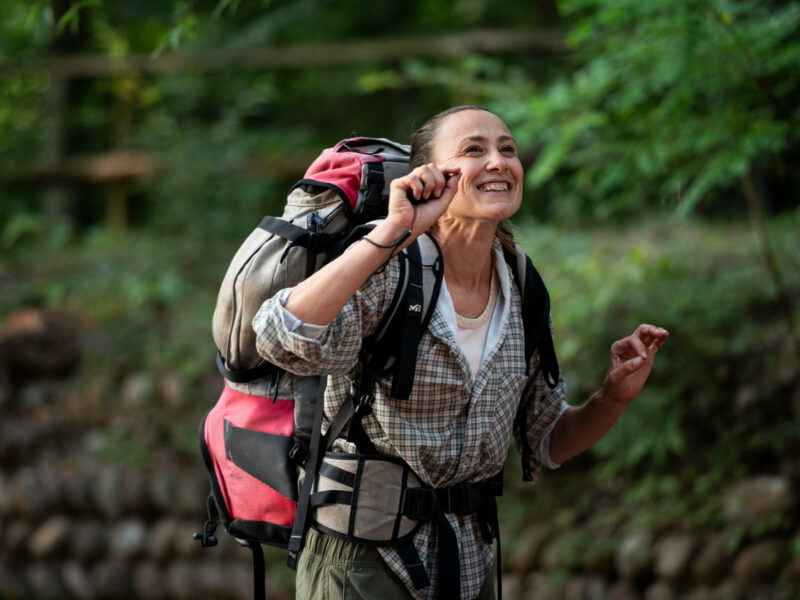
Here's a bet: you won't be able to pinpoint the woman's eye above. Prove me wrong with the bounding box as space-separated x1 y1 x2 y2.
465 145 482 154
501 145 517 154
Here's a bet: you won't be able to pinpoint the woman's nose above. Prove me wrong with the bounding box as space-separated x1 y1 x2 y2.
486 151 506 171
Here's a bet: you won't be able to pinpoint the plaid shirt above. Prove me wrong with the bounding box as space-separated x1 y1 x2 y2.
253 238 568 599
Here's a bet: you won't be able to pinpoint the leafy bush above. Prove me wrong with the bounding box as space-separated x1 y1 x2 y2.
509 210 799 529
495 0 800 222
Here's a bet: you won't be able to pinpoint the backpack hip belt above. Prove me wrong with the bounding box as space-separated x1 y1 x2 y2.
310 451 501 593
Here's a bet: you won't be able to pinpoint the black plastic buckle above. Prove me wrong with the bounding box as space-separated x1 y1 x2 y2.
440 484 481 515
354 392 374 416
193 519 218 548
288 442 309 467
402 488 438 521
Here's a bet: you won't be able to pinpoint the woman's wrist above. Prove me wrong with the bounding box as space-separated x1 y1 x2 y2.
592 384 630 412
371 216 412 244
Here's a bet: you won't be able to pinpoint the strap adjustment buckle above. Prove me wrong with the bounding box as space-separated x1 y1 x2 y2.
439 483 482 515
402 487 438 521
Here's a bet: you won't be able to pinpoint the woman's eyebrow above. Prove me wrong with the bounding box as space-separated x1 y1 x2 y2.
460 135 516 144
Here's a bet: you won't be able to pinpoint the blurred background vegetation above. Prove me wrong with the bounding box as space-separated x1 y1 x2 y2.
1 0 798 593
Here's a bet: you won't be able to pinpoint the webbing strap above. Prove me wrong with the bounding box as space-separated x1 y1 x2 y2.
215 351 278 384
391 241 424 400
258 215 341 269
346 388 378 455
397 540 431 590
321 396 355 452
503 248 560 482
482 492 503 600
309 489 353 507
248 541 266 600
258 216 307 242
436 509 461 599
318 461 356 488
287 378 327 569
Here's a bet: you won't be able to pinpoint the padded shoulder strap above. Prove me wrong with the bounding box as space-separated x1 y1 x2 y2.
504 244 560 482
357 233 443 403
503 244 559 386
390 234 443 399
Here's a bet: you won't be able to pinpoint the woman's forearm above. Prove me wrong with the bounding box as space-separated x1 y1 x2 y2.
548 324 668 465
548 389 626 465
283 218 409 325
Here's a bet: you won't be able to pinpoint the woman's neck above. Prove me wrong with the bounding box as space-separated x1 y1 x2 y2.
433 218 497 317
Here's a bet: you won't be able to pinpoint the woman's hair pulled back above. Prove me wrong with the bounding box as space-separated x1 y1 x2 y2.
409 105 517 254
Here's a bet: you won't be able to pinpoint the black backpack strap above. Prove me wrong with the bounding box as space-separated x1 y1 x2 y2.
503 247 561 482
287 377 328 569
396 540 431 590
259 215 345 276
348 236 444 451
390 240 425 400
247 541 266 600
215 351 279 383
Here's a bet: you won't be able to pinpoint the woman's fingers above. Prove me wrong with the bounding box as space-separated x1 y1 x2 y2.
610 324 669 369
608 355 644 383
404 163 458 203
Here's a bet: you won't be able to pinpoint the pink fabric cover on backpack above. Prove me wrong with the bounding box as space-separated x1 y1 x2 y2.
302 138 384 211
204 382 296 525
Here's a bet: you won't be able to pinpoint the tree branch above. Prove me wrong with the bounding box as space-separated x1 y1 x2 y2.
0 29 566 80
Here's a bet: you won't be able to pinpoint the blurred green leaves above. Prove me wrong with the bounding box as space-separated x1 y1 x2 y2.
498 0 800 222
0 0 797 536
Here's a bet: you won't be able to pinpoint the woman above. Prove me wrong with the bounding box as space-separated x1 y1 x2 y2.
253 105 668 599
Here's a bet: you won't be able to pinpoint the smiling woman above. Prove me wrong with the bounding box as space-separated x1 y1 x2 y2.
252 105 669 600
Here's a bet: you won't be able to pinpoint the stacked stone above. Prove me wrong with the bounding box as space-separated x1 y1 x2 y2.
0 444 282 598
0 309 291 600
503 474 799 599
1 307 798 599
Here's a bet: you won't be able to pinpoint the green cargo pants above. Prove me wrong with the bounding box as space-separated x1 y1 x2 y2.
296 528 496 599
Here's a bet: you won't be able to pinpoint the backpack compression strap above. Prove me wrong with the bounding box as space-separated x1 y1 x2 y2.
287 377 328 569
260 215 346 277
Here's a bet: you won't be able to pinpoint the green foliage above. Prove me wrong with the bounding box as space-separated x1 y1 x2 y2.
513 210 800 526
1 0 798 544
497 0 800 222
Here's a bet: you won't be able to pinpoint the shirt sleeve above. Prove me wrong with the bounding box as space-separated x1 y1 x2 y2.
280 304 327 340
251 252 400 376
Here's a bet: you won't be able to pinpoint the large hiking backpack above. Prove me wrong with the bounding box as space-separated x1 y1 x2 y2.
195 137 560 599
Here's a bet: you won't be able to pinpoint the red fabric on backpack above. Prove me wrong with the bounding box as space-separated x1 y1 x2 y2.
301 139 385 210
204 382 296 525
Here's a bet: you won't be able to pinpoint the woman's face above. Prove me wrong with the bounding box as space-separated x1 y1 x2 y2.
430 109 523 225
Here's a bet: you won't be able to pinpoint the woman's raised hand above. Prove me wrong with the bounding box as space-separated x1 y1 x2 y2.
601 324 669 406
387 163 461 237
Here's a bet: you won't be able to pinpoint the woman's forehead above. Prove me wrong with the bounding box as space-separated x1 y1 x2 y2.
432 110 512 152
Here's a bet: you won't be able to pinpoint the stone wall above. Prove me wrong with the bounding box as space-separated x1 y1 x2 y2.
0 377 291 600
0 309 798 599
3 378 798 599
501 507 799 600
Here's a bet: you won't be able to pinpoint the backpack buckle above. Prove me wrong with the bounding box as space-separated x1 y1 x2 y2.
193 519 218 548
288 442 309 467
439 483 482 515
354 392 374 416
402 488 437 521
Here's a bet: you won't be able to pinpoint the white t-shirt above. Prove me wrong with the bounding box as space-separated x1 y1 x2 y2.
454 267 498 380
